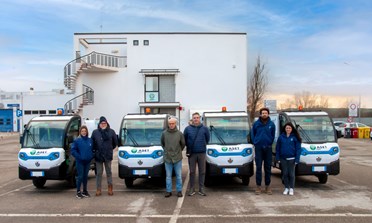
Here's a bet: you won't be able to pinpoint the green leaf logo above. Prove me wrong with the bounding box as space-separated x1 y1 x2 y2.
310 145 316 150
222 147 228 152
131 148 137 153
30 150 36 155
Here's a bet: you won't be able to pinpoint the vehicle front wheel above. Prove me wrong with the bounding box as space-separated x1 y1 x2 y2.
317 174 328 184
124 178 134 188
241 176 250 186
32 178 47 188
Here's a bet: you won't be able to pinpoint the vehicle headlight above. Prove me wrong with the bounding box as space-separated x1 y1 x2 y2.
119 151 125 157
207 149 213 155
157 150 163 157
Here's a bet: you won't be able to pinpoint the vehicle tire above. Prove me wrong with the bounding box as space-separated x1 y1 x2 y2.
32 178 47 188
125 178 134 188
242 176 250 186
317 174 328 184
68 167 77 188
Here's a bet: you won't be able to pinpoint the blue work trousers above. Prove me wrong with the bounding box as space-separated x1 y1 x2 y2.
280 158 296 189
254 146 272 186
76 160 90 192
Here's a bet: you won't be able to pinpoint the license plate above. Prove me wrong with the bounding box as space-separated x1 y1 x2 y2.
222 168 238 174
31 171 44 177
133 170 148 175
312 166 326 172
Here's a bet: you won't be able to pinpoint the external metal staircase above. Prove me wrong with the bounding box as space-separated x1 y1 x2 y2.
63 51 127 93
64 85 94 115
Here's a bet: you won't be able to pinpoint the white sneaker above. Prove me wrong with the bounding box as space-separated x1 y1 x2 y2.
283 188 289 195
289 188 294 196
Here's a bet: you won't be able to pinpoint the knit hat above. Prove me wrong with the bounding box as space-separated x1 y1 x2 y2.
99 116 108 124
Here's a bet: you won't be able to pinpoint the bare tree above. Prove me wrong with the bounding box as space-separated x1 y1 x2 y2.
247 56 268 122
292 91 330 109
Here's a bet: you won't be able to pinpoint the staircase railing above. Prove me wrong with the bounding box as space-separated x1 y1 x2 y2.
64 51 127 91
64 85 94 114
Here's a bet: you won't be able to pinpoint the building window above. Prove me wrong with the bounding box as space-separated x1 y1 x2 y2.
145 76 159 102
31 110 39 115
24 110 32 115
49 110 56 114
0 119 3 125
144 40 149 46
133 40 139 46
39 110 47 115
144 75 175 103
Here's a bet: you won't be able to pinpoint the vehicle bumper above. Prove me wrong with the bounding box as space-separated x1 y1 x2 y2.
206 161 254 177
18 165 65 180
118 163 165 179
296 159 340 176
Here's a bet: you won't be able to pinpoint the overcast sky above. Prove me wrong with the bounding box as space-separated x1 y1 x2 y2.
0 0 371 107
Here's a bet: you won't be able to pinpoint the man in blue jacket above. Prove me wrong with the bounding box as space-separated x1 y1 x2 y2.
91 116 118 196
184 112 210 196
251 108 276 195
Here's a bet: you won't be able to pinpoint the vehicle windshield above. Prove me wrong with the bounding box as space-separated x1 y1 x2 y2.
289 115 336 143
205 116 249 145
23 120 67 148
121 119 165 147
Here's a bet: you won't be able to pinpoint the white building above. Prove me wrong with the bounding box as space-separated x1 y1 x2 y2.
0 89 71 132
64 32 248 132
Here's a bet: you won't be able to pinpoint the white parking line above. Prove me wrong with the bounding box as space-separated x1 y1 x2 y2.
1 213 372 218
0 184 33 197
169 168 190 223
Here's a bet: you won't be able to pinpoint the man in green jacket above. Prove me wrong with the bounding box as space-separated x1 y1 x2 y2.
161 117 186 198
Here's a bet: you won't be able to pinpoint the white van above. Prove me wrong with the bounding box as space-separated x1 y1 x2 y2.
272 110 341 184
203 111 254 185
18 115 82 188
117 114 169 187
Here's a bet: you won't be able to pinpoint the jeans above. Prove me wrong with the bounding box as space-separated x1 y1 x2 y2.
280 158 296 188
188 153 206 190
95 160 113 189
165 160 183 192
76 160 90 192
255 146 272 186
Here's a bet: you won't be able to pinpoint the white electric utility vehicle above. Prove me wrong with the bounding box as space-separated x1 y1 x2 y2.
203 111 253 185
118 114 169 188
272 110 341 184
18 115 81 188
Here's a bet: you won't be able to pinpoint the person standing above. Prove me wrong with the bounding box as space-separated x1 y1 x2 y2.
184 112 210 196
276 122 302 196
251 107 276 195
161 117 186 198
71 125 93 199
91 116 118 196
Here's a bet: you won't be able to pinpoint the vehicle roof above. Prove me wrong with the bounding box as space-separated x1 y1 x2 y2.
281 111 328 116
203 111 248 117
124 114 168 119
31 115 77 122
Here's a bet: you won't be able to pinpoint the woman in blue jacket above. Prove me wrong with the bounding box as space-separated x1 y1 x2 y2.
71 125 93 199
276 122 302 196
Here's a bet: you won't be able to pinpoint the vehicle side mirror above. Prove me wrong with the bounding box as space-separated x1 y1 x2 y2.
336 130 342 139
20 135 24 145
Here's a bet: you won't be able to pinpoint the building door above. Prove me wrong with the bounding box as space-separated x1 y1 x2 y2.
0 109 13 132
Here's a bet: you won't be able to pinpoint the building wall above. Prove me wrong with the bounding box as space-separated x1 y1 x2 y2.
73 33 248 132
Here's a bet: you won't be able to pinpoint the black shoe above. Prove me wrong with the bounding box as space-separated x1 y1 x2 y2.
177 191 183 197
76 191 83 199
188 188 195 196
198 189 206 196
82 191 91 198
165 192 172 198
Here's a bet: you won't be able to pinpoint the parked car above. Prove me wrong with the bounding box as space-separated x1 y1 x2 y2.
345 122 370 128
334 121 347 136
